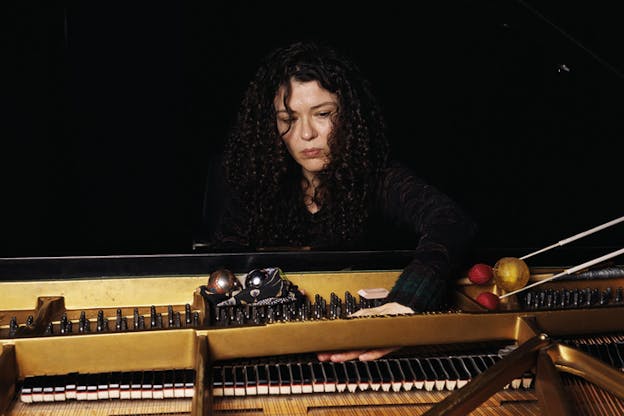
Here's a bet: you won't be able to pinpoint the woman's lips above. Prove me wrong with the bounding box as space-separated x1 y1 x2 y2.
301 148 322 158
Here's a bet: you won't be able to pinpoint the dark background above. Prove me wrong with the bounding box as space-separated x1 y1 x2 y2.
3 1 623 260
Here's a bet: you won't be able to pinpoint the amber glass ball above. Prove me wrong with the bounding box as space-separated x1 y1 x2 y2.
493 257 530 292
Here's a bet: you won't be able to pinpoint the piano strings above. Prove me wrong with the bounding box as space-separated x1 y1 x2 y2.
16 334 624 403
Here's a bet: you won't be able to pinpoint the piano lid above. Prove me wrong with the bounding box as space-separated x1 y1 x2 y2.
1 245 620 283
0 250 418 281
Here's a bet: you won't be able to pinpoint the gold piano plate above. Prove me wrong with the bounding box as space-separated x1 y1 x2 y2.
1 264 624 415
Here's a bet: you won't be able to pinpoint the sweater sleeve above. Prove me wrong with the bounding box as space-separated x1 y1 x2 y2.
379 162 477 311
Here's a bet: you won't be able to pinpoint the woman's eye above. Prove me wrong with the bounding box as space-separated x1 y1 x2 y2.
317 111 331 118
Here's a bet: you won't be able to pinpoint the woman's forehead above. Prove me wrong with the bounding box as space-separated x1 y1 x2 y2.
274 80 338 111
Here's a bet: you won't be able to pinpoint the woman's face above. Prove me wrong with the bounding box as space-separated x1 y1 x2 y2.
274 79 338 181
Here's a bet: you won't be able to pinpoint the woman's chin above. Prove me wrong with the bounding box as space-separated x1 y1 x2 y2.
300 161 326 176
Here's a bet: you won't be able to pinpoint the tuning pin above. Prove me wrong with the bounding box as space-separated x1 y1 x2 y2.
9 317 18 337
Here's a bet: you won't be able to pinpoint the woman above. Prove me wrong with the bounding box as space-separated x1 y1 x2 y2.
201 40 477 360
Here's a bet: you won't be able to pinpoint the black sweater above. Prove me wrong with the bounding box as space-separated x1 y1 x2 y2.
198 159 477 311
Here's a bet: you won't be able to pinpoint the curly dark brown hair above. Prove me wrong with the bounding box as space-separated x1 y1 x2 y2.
222 40 390 248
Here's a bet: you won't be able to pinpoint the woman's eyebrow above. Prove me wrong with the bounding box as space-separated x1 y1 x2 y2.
311 101 338 110
276 101 337 114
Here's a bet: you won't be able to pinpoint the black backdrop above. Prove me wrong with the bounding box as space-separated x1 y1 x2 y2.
3 1 623 259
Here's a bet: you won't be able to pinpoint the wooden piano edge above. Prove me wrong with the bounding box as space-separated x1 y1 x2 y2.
0 344 17 416
2 306 624 415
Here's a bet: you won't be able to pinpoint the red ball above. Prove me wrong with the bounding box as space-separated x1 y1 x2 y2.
467 263 494 285
475 292 500 311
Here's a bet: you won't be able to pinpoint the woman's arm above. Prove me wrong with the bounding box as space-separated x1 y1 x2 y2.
377 161 478 311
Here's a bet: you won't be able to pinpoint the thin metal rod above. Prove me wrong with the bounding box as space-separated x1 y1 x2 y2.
521 216 624 260
501 247 624 298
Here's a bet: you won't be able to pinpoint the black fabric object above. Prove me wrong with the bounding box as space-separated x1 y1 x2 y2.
198 285 229 321
199 285 229 305
217 267 304 306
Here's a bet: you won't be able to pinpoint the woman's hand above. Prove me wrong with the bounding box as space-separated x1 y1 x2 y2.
348 301 414 317
316 302 414 362
317 347 401 362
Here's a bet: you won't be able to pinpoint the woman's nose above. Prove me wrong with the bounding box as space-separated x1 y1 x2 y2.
299 118 317 141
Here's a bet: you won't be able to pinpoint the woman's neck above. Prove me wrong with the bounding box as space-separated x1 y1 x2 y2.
302 174 321 214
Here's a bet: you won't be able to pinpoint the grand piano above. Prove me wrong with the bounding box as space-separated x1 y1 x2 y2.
4 1 624 415
1 250 623 415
